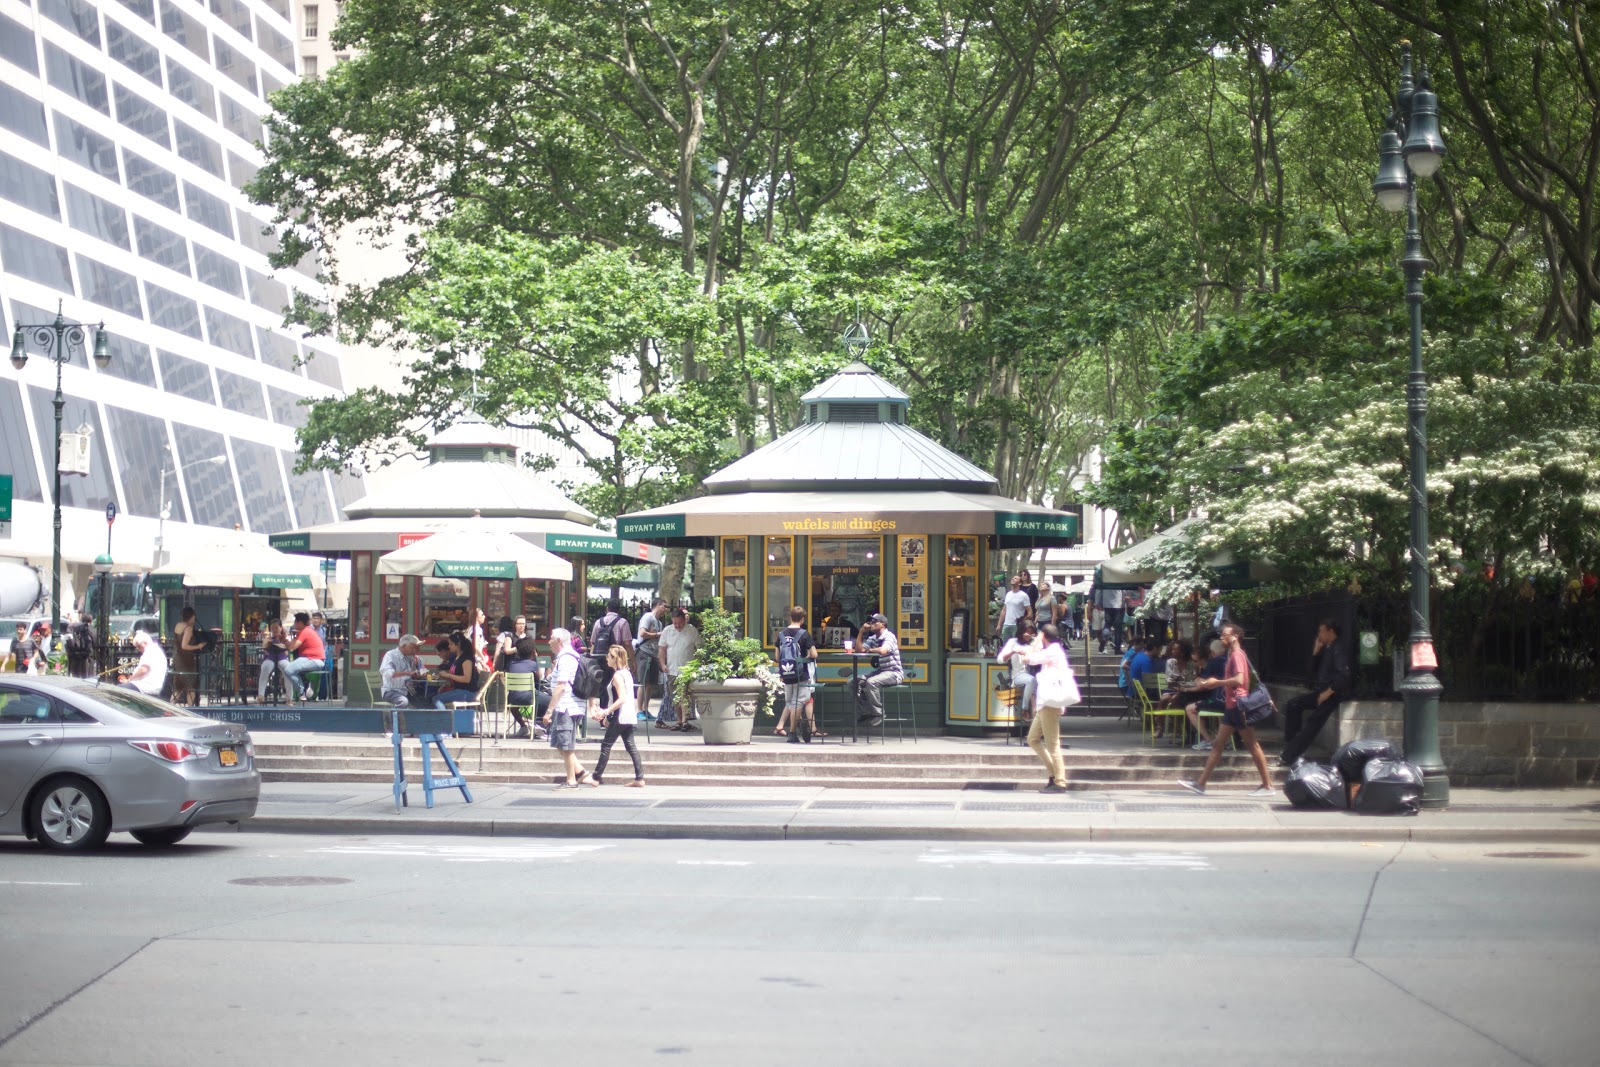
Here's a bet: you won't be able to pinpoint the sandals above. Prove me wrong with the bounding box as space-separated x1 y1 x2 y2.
774 728 787 736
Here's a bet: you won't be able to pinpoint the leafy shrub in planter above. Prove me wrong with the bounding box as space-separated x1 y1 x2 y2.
673 598 782 713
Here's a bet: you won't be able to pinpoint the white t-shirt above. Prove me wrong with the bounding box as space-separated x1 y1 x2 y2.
609 667 638 724
1002 590 1032 626
659 623 701 674
552 649 585 716
134 642 167 696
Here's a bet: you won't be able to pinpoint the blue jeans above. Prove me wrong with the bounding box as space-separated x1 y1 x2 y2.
434 688 477 709
283 656 322 698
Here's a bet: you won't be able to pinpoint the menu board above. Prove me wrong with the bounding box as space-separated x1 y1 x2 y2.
897 535 928 650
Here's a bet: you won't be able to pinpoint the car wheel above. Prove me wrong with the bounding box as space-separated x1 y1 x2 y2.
32 777 111 852
129 826 193 847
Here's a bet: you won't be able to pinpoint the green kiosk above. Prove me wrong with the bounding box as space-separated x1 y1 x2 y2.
618 364 1078 734
270 418 660 701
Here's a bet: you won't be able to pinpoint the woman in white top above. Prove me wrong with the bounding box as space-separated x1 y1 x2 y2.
995 621 1039 723
541 628 594 788
1024 623 1075 794
590 645 645 787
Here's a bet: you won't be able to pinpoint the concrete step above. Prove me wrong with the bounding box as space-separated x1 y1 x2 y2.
261 766 1270 791
251 741 1255 770
254 740 1276 790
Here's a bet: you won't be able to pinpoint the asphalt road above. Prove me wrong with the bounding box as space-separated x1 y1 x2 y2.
0 834 1595 1066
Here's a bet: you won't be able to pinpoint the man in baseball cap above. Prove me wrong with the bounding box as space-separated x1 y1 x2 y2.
853 613 903 726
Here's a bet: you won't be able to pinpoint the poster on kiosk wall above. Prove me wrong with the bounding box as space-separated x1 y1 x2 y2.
898 535 927 650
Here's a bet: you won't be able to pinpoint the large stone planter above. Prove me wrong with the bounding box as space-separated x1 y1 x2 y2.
688 678 766 745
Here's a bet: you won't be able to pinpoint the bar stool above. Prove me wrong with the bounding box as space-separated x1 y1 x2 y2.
866 683 917 744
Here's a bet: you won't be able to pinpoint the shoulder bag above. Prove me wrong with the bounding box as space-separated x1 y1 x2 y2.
1234 651 1276 726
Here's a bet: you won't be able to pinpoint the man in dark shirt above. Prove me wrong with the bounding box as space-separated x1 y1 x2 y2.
1280 619 1353 766
11 623 38 674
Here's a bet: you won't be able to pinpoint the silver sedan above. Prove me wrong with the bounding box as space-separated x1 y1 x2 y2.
0 676 260 851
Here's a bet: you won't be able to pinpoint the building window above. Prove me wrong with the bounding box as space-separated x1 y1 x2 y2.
809 538 882 649
421 579 469 640
381 576 405 641
763 537 793 646
303 5 318 38
301 54 316 77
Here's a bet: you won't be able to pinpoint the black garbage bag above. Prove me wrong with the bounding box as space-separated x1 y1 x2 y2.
1333 738 1400 784
1283 761 1347 809
1353 759 1423 816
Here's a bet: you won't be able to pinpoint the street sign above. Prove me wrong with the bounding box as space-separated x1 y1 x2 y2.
105 501 118 524
0 474 11 521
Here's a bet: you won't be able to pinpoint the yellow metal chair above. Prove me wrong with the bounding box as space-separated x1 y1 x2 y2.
503 671 538 736
1141 672 1186 745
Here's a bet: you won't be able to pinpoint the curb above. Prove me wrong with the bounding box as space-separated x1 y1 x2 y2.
222 813 1600 845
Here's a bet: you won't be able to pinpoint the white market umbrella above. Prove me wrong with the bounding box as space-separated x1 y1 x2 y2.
1094 518 1280 590
149 528 326 591
376 522 573 582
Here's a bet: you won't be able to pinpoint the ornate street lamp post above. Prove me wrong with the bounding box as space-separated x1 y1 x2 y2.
93 553 113 679
10 302 110 638
1370 41 1449 808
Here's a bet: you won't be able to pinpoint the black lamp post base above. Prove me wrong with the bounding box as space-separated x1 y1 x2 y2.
1400 669 1450 809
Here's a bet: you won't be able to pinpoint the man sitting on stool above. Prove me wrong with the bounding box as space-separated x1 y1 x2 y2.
853 613 904 727
1279 619 1352 767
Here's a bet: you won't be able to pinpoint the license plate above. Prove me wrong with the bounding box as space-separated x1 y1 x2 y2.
218 747 238 767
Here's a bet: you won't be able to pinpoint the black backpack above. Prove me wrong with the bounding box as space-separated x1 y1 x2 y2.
571 654 607 700
194 628 218 655
777 628 804 683
590 613 626 660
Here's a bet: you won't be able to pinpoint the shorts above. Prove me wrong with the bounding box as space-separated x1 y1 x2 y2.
1221 705 1248 731
783 682 814 709
634 651 662 685
548 713 578 751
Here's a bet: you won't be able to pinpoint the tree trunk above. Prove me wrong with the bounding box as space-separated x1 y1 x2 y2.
658 547 688 607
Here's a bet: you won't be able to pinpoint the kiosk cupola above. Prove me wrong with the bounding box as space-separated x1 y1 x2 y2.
801 362 910 426
426 415 519 466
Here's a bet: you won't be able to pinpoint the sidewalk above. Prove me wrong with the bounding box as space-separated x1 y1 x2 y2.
229 779 1600 844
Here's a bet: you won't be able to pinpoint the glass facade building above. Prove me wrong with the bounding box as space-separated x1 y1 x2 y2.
0 0 359 574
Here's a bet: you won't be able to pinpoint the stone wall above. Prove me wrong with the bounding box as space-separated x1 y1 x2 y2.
1334 699 1600 788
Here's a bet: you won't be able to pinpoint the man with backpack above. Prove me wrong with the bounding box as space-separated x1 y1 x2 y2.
585 599 633 712
66 613 95 678
774 606 819 743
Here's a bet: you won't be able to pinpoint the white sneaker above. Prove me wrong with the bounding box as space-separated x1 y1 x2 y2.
1191 739 1211 750
1248 785 1276 797
1178 779 1205 795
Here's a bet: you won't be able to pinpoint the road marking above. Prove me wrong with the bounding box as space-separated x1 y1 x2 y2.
0 880 83 886
676 860 751 867
309 842 611 863
919 849 1212 870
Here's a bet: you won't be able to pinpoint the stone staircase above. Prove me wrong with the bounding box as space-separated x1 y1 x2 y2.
251 646 1276 792
253 728 1278 792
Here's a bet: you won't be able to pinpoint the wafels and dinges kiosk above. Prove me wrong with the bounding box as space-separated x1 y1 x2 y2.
617 363 1080 735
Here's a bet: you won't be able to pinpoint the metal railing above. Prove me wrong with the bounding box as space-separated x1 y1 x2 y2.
1252 586 1600 703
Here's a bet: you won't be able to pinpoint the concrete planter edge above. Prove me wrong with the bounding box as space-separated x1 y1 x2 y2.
687 678 766 745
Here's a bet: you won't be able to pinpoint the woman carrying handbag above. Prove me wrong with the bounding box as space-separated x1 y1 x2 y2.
1178 622 1276 796
1024 623 1080 794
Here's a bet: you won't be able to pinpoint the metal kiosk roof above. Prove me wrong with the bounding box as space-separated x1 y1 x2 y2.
619 364 1078 549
